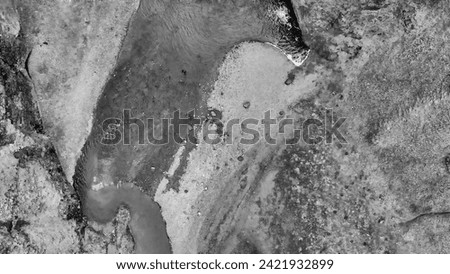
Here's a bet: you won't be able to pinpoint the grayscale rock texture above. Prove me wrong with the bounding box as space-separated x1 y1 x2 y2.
1 0 450 253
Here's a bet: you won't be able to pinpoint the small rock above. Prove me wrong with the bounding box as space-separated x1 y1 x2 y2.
243 101 251 109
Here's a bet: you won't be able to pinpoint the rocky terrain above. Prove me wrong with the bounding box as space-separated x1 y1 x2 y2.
2 0 450 253
0 0 134 253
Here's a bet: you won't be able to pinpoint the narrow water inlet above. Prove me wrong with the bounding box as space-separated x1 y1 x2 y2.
85 185 172 254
